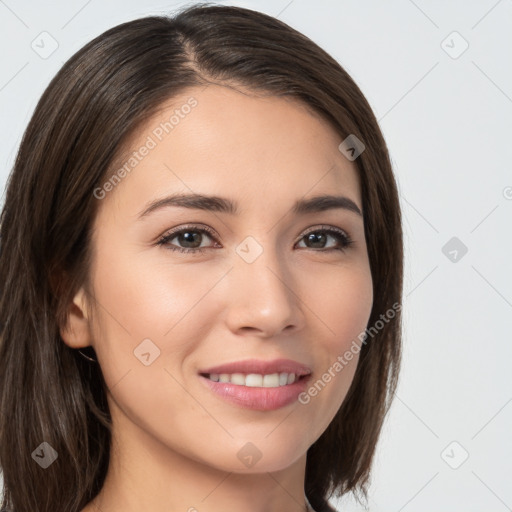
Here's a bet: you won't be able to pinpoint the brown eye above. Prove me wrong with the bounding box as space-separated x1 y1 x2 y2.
156 225 219 254
297 227 353 252
156 224 354 255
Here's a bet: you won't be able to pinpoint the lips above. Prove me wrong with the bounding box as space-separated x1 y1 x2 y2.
198 358 312 377
197 358 313 411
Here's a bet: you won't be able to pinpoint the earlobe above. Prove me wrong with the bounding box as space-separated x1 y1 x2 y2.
59 287 92 349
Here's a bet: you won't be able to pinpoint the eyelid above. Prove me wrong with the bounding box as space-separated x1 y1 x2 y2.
296 224 354 251
159 223 219 241
300 224 349 239
156 222 354 252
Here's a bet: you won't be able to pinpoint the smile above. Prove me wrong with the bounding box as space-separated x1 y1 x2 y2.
202 372 301 387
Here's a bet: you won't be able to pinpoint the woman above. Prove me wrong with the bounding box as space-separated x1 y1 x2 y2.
0 4 403 512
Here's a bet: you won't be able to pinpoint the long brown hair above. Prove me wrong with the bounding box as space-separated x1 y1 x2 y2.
0 4 403 511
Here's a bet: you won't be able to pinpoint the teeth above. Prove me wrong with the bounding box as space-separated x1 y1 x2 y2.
231 373 246 385
206 372 298 387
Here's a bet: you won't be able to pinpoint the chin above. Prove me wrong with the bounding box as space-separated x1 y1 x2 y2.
202 440 307 474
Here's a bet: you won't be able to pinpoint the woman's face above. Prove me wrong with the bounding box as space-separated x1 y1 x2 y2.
83 84 373 473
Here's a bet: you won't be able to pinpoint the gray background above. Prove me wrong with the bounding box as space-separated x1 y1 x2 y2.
1 1 511 510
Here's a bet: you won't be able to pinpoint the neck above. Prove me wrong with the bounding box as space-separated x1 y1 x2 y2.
87 405 311 512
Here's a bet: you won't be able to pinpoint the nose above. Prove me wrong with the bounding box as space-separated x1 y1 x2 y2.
223 243 306 338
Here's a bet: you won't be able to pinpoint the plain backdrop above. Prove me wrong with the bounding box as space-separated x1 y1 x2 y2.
1 1 511 510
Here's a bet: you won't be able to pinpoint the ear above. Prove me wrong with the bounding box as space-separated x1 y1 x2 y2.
60 287 93 349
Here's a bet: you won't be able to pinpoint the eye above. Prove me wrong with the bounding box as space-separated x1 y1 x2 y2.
156 224 219 255
296 225 354 252
156 224 354 254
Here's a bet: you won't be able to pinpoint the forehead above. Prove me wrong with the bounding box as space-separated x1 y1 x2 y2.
101 84 361 219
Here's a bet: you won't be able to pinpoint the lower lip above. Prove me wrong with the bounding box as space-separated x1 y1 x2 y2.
198 374 311 411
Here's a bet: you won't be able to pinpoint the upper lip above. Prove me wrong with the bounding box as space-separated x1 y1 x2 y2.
199 358 312 376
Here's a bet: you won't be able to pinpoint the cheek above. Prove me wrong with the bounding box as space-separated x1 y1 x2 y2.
85 234 374 471
311 262 373 351
90 233 373 372
290 262 373 445
87 242 227 378
87 251 216 434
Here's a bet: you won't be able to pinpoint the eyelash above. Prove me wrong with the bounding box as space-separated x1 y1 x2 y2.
156 224 354 255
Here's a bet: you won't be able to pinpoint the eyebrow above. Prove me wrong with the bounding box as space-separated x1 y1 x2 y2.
138 193 363 219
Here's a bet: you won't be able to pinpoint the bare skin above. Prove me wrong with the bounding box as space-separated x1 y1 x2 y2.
62 83 373 512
